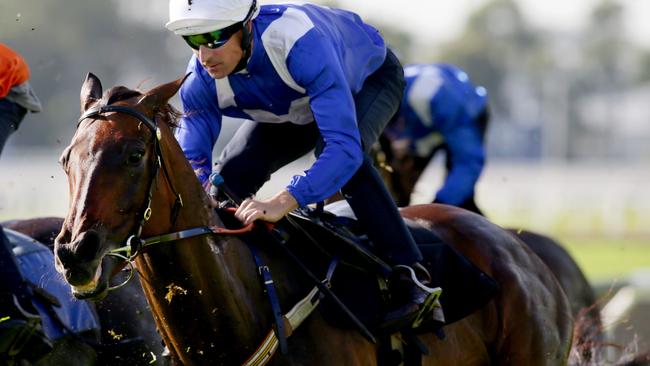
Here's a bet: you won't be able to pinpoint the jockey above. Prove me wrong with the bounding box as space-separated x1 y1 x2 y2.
166 0 436 328
0 44 41 157
383 63 488 214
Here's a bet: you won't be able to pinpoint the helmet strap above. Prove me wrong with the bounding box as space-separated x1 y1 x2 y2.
233 0 256 74
232 21 253 74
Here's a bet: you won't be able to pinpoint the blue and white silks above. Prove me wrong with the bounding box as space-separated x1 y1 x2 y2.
175 3 387 207
393 63 488 205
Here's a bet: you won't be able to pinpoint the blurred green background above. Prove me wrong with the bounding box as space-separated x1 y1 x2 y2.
565 239 649 281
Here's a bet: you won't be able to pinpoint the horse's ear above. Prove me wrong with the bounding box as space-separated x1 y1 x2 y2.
137 73 191 110
80 73 103 113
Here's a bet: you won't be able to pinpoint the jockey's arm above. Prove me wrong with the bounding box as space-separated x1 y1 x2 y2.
175 60 223 189
434 124 485 206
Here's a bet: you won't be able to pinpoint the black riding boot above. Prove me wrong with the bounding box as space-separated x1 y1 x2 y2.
340 157 440 329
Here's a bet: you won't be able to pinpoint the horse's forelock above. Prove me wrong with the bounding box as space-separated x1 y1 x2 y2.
100 86 180 128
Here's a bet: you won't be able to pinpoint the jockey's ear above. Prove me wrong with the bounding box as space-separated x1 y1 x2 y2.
137 73 191 111
80 72 103 113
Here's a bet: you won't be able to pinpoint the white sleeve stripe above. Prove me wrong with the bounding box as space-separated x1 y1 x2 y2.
216 77 237 109
408 68 443 127
260 7 314 94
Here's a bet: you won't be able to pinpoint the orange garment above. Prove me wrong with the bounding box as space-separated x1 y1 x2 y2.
0 44 30 99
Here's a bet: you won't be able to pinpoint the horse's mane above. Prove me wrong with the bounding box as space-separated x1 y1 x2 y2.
98 86 182 128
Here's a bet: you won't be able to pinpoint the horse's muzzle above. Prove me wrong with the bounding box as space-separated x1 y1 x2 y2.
55 230 104 286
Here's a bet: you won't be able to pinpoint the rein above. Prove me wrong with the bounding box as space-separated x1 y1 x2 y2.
108 208 254 262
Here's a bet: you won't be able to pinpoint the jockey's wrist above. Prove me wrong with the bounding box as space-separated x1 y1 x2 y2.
272 190 299 212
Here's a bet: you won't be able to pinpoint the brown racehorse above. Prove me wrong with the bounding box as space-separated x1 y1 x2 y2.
52 73 573 365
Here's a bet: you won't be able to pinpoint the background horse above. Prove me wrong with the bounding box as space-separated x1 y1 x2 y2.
2 218 167 365
2 217 64 246
52 73 573 365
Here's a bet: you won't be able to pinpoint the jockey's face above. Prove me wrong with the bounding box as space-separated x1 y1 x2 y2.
194 26 247 80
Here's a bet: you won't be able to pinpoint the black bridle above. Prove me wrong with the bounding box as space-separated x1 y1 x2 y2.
74 103 255 294
77 104 184 261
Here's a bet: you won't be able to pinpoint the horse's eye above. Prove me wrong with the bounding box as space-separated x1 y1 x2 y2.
127 151 145 165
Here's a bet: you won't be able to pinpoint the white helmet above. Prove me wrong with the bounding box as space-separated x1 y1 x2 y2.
166 0 258 36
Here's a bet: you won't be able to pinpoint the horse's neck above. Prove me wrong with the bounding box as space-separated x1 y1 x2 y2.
134 130 270 363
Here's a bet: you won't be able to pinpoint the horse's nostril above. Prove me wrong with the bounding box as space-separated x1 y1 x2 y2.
55 228 71 246
64 269 74 283
56 246 75 269
64 267 94 286
77 230 102 262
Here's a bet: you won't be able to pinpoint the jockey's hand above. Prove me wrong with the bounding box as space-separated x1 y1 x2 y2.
235 190 299 226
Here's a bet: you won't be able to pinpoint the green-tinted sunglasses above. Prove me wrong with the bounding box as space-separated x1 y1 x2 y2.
182 22 242 50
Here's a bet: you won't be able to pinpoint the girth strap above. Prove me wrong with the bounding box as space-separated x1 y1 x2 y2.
242 257 339 366
248 242 289 355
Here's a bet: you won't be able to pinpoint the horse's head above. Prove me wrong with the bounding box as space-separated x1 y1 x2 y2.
54 73 186 300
